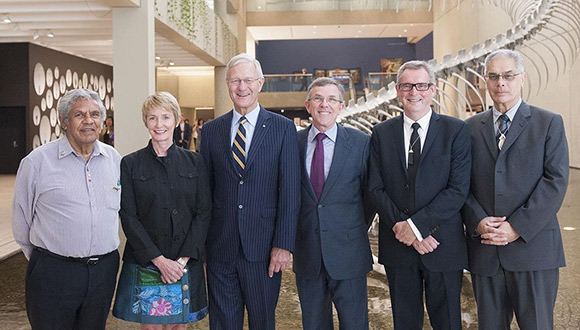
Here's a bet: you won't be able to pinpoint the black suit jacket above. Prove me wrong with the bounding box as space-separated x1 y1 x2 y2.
200 107 301 263
368 111 471 272
462 103 569 276
293 125 373 280
174 123 192 149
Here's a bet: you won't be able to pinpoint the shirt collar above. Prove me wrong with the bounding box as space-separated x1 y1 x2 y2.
308 123 338 143
58 136 105 159
403 109 432 131
146 139 177 158
233 104 261 127
493 98 521 123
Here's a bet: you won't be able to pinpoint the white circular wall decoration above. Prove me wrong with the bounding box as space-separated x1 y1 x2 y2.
66 69 72 87
55 123 60 137
46 91 54 109
82 73 88 88
90 74 94 85
39 116 51 145
54 67 60 79
53 81 60 99
33 106 41 126
51 133 57 141
60 76 66 94
50 108 57 127
46 68 53 87
107 78 111 93
110 96 114 111
105 95 110 110
99 75 106 100
33 135 41 149
33 63 46 96
73 72 79 88
41 98 46 111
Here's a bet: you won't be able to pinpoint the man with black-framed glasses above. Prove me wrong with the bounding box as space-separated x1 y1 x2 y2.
368 60 471 330
462 49 569 330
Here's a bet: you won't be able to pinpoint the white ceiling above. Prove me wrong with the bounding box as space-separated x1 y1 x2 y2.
0 1 433 68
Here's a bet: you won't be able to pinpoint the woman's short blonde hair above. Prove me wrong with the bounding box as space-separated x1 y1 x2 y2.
141 92 181 126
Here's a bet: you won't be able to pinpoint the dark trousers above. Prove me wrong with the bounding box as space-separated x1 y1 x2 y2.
207 256 282 330
296 264 369 330
471 266 559 330
25 248 119 330
386 259 463 330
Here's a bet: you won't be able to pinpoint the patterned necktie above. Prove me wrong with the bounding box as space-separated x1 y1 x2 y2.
310 133 326 200
232 116 247 176
408 123 421 214
497 114 509 150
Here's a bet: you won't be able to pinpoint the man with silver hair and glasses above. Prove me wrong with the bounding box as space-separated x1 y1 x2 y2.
201 53 300 329
368 60 471 329
12 88 121 330
462 49 569 329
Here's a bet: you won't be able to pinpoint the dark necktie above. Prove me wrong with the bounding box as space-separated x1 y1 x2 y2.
497 114 509 150
408 122 421 214
310 133 326 200
232 116 247 176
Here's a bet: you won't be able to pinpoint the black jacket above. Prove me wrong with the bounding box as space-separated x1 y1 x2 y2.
119 141 211 265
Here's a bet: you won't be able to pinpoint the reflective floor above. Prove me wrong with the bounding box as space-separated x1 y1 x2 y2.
1 169 579 329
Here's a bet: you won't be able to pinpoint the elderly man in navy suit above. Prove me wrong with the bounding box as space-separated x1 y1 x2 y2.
462 49 569 330
293 77 374 330
368 60 471 330
201 53 300 330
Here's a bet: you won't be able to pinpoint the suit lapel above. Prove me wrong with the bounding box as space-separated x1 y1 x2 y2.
420 111 441 161
392 116 406 174
479 109 498 161
218 111 240 175
298 126 317 201
245 106 271 170
320 125 351 201
498 102 530 155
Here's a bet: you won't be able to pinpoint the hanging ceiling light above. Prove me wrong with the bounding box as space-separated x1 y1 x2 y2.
47 30 55 38
33 31 40 40
2 15 11 24
168 60 175 66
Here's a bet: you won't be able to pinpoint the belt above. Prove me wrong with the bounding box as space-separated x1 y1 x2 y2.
34 247 114 265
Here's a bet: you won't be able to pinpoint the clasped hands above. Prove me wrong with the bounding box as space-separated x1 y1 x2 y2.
392 221 439 255
152 255 190 284
476 216 520 245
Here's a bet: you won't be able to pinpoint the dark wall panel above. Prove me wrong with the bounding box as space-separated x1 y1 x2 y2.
0 43 29 107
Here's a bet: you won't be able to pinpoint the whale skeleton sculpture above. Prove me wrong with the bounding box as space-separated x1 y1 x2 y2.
338 0 580 127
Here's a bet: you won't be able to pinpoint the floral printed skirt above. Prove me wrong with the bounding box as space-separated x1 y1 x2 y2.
112 261 208 324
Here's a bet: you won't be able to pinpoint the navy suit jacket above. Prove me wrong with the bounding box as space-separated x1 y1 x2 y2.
200 106 301 263
368 111 471 272
462 103 568 276
293 125 374 280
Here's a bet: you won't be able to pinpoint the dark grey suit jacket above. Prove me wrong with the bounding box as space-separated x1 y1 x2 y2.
462 102 569 276
293 124 373 280
368 111 471 272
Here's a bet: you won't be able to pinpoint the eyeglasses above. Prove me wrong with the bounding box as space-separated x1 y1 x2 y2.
397 83 433 91
227 78 261 86
308 96 343 106
485 72 523 81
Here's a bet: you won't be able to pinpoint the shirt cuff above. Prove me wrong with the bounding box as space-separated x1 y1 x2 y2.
407 218 423 242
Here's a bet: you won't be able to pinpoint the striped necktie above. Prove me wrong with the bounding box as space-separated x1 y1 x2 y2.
497 114 509 150
232 116 247 176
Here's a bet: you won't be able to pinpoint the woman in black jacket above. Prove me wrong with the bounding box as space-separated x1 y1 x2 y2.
113 92 211 330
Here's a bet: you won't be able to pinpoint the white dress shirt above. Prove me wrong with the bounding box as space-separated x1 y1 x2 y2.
230 104 261 153
305 123 338 180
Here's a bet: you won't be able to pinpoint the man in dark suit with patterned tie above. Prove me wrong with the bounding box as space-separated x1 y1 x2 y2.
368 60 471 329
200 53 300 330
462 49 569 330
293 77 374 330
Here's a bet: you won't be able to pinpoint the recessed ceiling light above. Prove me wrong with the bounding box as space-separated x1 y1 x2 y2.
358 30 362 33
257 5 262 9
2 15 11 24
168 60 175 66
398 35 402 37
563 227 576 231
313 26 317 29
155 55 161 60
33 31 40 40
361 25 365 28
410 24 414 27
47 30 55 38
403 29 408 33
313 31 316 34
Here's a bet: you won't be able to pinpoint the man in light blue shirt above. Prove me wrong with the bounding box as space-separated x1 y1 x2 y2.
12 88 121 330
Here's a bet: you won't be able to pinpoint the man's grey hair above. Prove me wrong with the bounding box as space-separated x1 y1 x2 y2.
397 60 436 85
226 53 264 78
57 88 106 123
484 49 525 73
306 77 345 101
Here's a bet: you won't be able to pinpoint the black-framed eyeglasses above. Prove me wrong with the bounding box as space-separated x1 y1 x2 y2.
308 96 344 106
227 78 261 86
485 72 523 81
397 83 433 91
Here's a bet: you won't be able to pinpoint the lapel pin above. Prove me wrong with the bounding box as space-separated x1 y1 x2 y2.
262 124 266 128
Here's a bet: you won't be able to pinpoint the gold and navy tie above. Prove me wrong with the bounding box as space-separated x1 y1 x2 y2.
232 116 247 176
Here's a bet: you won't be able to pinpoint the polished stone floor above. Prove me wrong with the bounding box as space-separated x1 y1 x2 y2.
1 170 579 329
